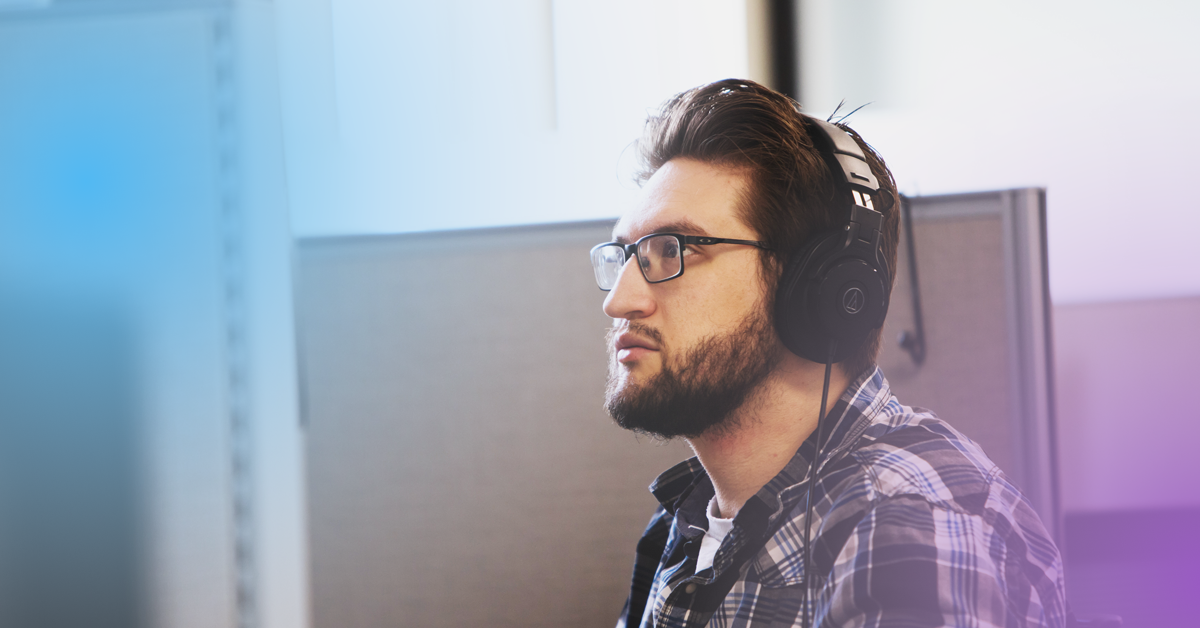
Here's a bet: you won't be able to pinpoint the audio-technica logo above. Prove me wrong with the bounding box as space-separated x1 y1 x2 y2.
842 287 864 314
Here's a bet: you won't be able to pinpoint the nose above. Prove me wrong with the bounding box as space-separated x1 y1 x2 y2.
603 254 657 321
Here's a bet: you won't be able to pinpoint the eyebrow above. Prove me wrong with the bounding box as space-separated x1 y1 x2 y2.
613 219 711 244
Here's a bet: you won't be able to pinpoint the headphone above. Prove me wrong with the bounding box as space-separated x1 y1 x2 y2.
771 115 893 628
774 116 891 364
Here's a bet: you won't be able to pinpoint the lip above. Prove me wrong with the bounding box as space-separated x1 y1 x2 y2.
614 331 660 363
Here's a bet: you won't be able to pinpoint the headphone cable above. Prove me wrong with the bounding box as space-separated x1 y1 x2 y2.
800 339 836 628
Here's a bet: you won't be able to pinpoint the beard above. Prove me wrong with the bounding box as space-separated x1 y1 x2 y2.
604 307 782 439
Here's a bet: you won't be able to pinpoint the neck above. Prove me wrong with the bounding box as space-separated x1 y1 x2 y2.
688 354 852 520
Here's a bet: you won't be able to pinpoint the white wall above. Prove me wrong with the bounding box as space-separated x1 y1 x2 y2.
280 0 1200 305
278 0 757 238
799 0 1200 305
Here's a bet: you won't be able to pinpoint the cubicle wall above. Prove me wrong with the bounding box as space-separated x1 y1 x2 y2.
295 189 1057 627
296 223 693 628
877 189 1059 540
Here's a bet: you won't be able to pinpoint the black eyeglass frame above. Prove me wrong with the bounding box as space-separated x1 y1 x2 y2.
590 233 769 291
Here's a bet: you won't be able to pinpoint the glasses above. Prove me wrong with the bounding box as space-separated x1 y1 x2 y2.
589 233 768 291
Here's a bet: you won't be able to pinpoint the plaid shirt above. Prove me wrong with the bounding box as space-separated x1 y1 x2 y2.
617 367 1066 628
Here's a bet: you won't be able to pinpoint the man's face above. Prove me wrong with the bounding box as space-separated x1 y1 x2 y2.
603 158 782 438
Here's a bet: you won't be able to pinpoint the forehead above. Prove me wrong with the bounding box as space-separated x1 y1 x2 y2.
613 158 754 242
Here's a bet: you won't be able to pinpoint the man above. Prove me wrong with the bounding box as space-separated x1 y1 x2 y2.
591 80 1066 627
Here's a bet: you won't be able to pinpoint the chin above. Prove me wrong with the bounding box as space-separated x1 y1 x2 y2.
611 368 648 397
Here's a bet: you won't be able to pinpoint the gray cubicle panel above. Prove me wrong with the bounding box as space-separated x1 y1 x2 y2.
296 222 693 628
296 188 1059 627
877 188 1059 542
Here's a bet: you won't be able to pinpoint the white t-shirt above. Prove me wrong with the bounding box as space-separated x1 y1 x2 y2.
696 496 735 573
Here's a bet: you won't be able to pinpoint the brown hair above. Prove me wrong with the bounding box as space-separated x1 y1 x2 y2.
635 79 899 378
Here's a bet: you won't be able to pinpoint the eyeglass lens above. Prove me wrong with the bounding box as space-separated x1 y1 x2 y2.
590 234 683 290
591 245 625 290
638 234 682 282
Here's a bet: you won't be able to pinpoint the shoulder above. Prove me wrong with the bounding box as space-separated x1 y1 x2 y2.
758 408 1005 586
819 368 1003 516
801 400 1057 573
818 489 1066 627
847 405 1002 516
832 401 1060 558
817 408 1066 624
823 408 1066 624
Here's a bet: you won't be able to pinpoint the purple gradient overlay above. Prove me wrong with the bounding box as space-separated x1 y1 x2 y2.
1054 296 1200 626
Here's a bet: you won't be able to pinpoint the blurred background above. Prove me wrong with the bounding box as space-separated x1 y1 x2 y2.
0 1 1196 627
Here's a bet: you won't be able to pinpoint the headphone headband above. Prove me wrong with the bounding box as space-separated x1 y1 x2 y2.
804 116 880 204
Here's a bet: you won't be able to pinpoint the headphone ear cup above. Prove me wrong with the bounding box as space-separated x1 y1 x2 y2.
775 231 840 362
775 231 889 363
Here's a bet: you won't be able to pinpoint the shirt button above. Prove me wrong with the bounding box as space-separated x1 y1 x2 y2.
685 583 697 594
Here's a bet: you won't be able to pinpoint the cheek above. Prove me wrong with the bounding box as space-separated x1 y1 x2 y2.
688 282 768 330
656 258 770 341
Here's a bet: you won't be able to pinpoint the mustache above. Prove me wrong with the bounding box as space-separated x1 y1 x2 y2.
606 321 665 349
